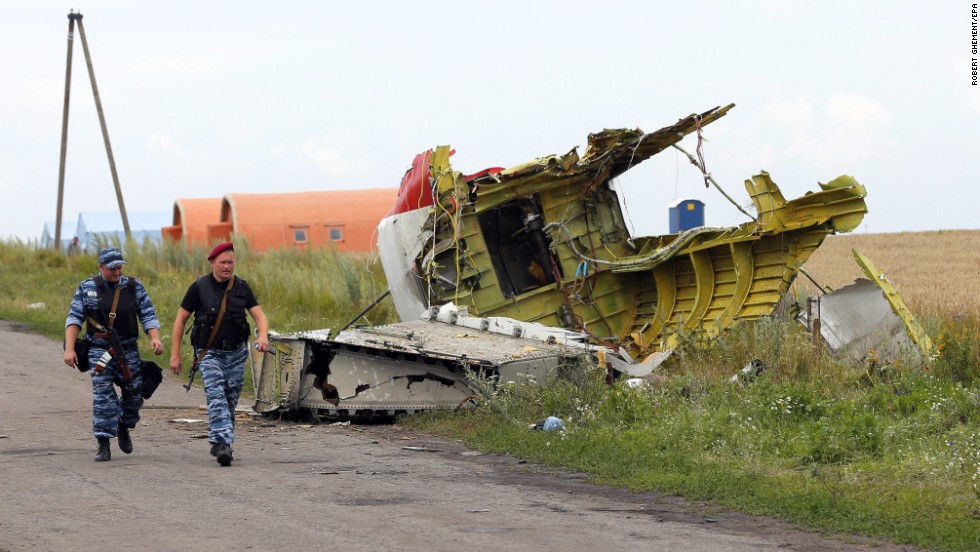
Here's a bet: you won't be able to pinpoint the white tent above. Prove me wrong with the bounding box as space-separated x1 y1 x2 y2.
74 211 170 253
40 220 78 249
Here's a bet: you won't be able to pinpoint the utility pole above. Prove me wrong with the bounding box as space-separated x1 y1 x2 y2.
54 10 131 251
54 12 79 251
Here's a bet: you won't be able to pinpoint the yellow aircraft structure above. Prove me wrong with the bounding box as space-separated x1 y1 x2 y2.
254 105 870 418
377 104 868 364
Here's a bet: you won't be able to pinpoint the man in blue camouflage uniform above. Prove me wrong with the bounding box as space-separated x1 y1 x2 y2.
64 248 165 462
169 242 269 467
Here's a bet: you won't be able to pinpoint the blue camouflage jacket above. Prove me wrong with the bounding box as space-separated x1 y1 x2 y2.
65 275 161 347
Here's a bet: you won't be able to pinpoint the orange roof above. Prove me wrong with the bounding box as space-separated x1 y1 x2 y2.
162 198 223 246
210 188 399 253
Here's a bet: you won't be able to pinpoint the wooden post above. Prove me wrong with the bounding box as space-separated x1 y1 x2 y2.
75 16 131 239
54 12 81 251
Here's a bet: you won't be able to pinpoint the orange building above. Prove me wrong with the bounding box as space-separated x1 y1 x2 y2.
163 189 399 253
162 198 223 246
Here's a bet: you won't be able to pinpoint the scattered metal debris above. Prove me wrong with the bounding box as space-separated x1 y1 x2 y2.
728 359 766 384
798 249 932 362
402 446 441 453
624 378 646 388
252 305 605 419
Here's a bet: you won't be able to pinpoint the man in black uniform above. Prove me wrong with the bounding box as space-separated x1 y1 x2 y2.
169 242 269 466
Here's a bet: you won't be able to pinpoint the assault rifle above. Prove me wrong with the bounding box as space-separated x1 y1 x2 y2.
183 357 199 392
100 325 136 397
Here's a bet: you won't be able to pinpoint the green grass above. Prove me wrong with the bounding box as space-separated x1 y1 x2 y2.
5 239 980 551
406 367 980 550
0 239 396 392
405 319 980 552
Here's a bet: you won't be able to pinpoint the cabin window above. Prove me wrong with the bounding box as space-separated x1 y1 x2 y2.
329 227 343 241
292 228 308 243
476 196 561 298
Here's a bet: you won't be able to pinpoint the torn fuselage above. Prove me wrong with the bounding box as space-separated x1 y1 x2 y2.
251 306 600 418
377 104 868 362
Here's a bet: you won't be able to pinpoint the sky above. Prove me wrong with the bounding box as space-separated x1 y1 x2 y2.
2 1 977 241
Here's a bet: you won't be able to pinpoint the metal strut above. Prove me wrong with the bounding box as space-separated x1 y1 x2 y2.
337 289 392 334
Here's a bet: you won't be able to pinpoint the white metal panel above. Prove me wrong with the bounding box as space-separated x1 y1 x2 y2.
377 210 430 321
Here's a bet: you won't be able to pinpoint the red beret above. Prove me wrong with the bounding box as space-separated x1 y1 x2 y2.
207 242 234 261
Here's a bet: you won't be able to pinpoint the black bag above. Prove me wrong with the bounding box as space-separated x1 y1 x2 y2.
140 360 164 399
67 337 92 373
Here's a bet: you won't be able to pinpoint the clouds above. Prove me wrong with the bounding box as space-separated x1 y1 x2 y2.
619 91 900 236
301 131 371 181
970 92 980 116
1 1 976 241
709 91 897 206
762 93 894 167
147 134 187 156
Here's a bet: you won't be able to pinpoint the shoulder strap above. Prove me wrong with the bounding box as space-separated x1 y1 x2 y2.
107 285 123 330
85 283 122 332
193 276 236 366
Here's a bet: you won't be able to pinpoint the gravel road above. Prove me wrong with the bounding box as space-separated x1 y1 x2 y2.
0 320 928 551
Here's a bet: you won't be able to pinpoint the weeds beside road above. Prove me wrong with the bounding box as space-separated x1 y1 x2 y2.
4 236 979 551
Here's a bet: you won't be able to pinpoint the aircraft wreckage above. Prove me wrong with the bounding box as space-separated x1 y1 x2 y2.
253 104 871 418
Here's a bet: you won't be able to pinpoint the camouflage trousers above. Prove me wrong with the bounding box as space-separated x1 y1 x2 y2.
88 345 144 439
196 344 247 446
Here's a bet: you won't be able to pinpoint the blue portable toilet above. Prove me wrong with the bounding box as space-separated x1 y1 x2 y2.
668 198 704 233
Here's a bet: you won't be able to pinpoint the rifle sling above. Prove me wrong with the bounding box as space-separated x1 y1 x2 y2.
85 285 132 381
108 285 121 329
86 284 122 335
193 276 235 366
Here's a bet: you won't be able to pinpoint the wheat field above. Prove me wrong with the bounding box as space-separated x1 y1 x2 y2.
796 229 980 322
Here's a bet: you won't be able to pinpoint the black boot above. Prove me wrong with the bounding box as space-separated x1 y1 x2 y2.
95 437 111 462
210 443 220 457
118 425 133 454
215 444 233 467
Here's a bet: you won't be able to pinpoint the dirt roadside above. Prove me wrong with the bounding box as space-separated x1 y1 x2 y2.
0 320 928 552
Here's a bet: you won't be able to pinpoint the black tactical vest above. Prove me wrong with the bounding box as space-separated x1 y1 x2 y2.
190 275 250 348
86 276 139 340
